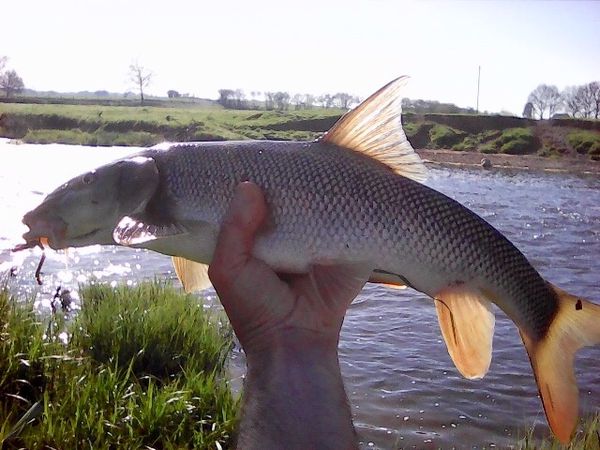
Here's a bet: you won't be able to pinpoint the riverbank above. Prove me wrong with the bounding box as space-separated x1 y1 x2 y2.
0 280 237 448
417 148 600 175
1 102 600 175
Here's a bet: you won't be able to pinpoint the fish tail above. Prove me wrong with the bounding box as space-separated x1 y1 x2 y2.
520 282 600 444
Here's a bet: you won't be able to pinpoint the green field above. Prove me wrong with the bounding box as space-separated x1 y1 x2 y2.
1 101 600 161
0 102 345 145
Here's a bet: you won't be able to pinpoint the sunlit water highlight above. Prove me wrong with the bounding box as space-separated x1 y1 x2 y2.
1 139 598 449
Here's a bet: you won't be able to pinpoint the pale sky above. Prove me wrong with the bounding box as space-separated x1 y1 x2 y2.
2 0 599 115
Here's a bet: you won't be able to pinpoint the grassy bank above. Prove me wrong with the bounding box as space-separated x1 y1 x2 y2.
2 102 599 164
0 280 237 449
518 415 600 450
0 102 343 145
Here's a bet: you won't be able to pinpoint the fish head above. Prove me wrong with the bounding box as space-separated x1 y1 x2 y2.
19 156 159 250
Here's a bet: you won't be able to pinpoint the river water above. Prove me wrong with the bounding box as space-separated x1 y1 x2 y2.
0 138 598 449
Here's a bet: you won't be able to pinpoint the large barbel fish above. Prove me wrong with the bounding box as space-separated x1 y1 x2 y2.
14 77 599 443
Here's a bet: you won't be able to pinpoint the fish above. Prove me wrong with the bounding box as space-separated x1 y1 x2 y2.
13 76 599 444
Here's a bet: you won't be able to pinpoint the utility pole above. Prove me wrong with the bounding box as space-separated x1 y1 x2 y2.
476 65 481 114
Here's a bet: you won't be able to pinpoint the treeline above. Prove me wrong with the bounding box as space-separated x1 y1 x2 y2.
401 98 476 114
217 89 360 111
525 81 600 119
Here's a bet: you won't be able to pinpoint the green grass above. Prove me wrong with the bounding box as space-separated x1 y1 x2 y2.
452 129 502 152
479 127 538 155
22 129 161 146
0 102 343 145
428 124 467 149
517 415 600 450
567 130 600 159
0 279 237 449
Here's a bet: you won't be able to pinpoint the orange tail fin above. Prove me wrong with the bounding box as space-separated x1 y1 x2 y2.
520 283 600 444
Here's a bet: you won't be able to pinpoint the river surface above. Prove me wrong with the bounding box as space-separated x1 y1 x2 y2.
1 138 599 449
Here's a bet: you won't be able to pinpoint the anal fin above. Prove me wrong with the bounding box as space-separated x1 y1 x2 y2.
172 257 212 293
434 285 495 380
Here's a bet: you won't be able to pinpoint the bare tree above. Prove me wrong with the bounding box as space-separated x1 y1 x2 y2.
291 93 304 110
129 62 153 105
264 92 275 110
304 94 315 109
0 56 7 73
317 94 334 108
273 91 290 110
218 89 234 108
564 82 599 118
587 81 600 119
233 89 246 109
0 70 24 98
250 91 262 109
167 89 180 98
562 86 583 117
527 84 561 119
333 92 357 109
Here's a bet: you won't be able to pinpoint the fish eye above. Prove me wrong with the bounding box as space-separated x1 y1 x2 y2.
82 171 97 185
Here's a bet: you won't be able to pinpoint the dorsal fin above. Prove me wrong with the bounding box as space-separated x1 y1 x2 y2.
320 76 427 183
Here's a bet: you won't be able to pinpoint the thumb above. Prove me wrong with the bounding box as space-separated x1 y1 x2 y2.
208 182 267 292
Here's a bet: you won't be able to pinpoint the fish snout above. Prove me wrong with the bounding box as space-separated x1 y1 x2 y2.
21 210 68 249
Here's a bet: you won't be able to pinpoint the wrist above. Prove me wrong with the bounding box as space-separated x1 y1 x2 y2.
244 326 340 369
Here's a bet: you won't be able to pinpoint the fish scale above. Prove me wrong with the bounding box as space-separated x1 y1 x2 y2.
150 140 557 340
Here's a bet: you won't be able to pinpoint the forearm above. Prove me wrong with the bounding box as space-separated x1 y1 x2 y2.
236 335 358 450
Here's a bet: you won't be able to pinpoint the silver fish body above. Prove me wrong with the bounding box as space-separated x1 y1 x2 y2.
145 140 554 340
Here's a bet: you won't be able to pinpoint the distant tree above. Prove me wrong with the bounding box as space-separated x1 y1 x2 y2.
527 84 561 119
232 89 246 109
264 92 275 110
129 62 153 105
317 94 334 108
218 89 234 108
522 102 534 119
273 91 290 110
0 70 24 98
304 94 315 109
0 56 7 73
94 90 110 97
400 97 475 114
562 86 585 118
333 92 356 109
167 89 181 98
291 93 304 110
250 91 262 108
586 81 600 119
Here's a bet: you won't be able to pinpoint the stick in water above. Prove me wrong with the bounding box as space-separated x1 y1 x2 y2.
35 252 46 286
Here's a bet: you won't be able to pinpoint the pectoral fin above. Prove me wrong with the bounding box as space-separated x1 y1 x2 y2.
172 257 212 293
113 215 185 246
434 285 495 380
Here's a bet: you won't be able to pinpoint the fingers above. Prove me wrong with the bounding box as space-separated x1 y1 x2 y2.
208 182 267 293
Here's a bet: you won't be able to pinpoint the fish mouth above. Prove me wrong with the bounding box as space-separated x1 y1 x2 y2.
14 215 68 251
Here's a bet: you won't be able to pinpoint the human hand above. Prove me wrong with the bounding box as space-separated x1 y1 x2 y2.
208 181 372 358
208 181 367 450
